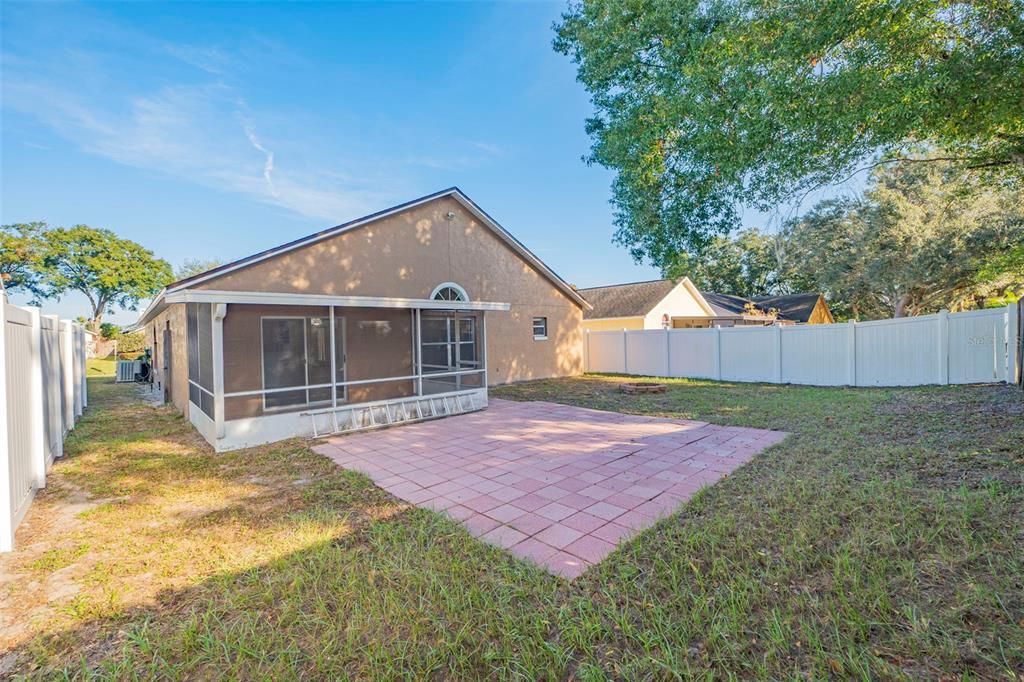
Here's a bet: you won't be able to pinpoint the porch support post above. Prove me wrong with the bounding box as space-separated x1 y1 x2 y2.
415 308 423 395
481 312 488 388
212 303 227 439
329 306 337 409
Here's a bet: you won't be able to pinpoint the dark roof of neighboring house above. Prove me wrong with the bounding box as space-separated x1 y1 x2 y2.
752 293 824 323
700 291 753 317
702 291 826 322
577 279 678 319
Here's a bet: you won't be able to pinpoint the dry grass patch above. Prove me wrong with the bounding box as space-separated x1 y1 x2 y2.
1 375 1021 679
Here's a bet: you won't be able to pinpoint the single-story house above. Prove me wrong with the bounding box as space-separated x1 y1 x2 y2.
132 188 590 451
579 278 833 330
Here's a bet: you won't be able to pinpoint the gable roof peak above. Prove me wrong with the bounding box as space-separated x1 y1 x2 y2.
162 187 588 309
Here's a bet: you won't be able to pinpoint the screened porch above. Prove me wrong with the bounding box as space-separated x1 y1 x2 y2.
179 289 509 451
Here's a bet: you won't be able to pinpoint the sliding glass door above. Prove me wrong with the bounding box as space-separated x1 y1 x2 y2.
261 316 346 410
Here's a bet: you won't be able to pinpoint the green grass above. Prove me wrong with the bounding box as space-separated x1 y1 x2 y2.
2 374 1021 679
85 357 116 378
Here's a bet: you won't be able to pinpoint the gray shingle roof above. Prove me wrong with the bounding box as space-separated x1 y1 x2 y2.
752 293 824 323
577 279 678 319
699 291 751 316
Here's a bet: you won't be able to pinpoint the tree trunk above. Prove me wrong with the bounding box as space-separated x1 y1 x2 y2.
893 293 913 318
90 300 105 335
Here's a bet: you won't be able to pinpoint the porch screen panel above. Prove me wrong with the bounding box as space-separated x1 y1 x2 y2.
420 311 482 394
306 317 333 404
186 302 215 418
261 318 307 409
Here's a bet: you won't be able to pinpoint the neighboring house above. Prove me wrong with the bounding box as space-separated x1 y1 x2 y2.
577 278 714 331
753 293 834 325
580 278 833 330
691 291 834 327
131 188 590 451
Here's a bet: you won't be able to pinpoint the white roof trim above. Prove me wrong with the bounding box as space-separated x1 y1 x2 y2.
165 289 511 312
163 188 589 309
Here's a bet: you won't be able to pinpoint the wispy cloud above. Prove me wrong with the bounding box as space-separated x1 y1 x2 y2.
3 73 387 222
1 7 503 225
242 121 277 197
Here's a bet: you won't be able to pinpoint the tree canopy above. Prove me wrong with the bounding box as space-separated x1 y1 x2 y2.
554 0 1024 266
663 228 786 297
1 222 48 300
175 258 223 281
37 225 173 331
784 160 1024 317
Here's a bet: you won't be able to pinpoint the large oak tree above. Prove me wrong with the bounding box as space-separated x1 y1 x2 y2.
37 225 173 332
554 0 1024 266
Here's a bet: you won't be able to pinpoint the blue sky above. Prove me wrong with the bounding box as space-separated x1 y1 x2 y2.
2 1 857 325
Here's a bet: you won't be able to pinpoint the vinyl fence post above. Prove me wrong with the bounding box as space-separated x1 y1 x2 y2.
847 319 857 387
72 324 83 418
622 328 628 375
60 321 75 431
1007 302 1019 385
79 325 87 409
937 310 949 385
773 324 783 384
713 326 722 381
584 330 590 373
43 315 62 459
26 308 46 489
0 300 13 552
664 327 671 377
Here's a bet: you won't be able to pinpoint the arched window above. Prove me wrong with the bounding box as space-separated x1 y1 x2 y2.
430 282 469 302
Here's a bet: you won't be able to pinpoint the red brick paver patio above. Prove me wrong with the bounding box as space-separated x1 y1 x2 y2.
313 399 786 579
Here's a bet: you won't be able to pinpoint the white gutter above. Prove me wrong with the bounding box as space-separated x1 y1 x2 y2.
165 289 512 312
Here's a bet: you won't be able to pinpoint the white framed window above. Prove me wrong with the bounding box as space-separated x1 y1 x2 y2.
430 282 469 302
532 316 548 340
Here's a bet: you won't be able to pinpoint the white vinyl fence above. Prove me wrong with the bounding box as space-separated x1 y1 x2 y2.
1 297 88 551
585 304 1020 388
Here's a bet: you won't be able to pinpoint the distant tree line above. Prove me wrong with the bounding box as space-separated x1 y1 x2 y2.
663 159 1024 320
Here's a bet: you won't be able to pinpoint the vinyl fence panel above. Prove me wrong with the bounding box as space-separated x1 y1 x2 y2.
947 308 1008 384
2 300 87 552
584 305 1018 390
667 329 719 379
587 330 626 374
625 330 669 377
855 315 939 386
719 327 776 383
780 323 853 386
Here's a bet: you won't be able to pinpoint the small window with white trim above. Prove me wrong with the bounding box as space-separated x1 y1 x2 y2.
532 316 548 340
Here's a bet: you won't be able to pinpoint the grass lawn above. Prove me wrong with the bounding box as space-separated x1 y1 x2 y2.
85 357 116 378
1 374 1021 679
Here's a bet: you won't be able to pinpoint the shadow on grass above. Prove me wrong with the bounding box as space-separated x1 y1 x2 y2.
4 378 1023 679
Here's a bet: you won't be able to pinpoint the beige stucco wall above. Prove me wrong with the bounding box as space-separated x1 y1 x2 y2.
643 283 710 328
195 195 584 385
144 303 189 417
581 317 644 332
